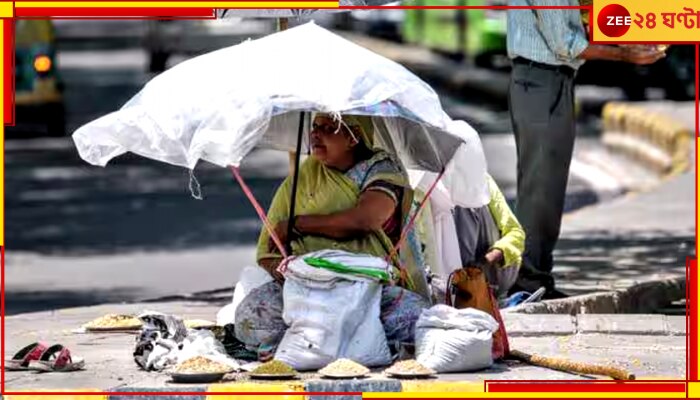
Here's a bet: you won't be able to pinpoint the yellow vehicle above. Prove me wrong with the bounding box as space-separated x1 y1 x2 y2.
13 20 65 136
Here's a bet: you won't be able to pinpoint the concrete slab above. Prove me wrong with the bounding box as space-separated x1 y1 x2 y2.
665 316 687 336
577 314 667 335
504 314 575 336
508 276 686 315
509 334 686 379
110 388 206 400
306 379 401 400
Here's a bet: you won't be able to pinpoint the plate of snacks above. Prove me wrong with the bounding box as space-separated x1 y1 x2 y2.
83 314 143 332
384 360 436 379
170 356 235 384
184 319 217 330
319 359 370 379
248 360 298 380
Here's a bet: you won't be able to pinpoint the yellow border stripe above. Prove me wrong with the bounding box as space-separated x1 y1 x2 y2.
365 378 687 398
0 2 12 17
207 382 305 400
15 1 338 7
689 382 700 398
369 393 685 399
4 390 107 400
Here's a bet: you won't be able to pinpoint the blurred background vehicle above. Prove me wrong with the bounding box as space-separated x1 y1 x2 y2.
401 0 509 69
143 19 276 72
336 3 405 42
12 20 66 137
350 1 695 101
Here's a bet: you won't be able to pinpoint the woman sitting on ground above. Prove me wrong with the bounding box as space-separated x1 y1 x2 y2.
235 113 430 361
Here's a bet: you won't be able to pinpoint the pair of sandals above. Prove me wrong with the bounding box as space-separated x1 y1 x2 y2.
8 342 85 372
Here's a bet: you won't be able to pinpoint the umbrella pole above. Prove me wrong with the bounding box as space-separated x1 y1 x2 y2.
277 17 298 176
286 112 306 254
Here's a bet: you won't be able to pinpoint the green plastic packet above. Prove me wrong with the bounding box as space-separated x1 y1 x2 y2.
303 256 390 282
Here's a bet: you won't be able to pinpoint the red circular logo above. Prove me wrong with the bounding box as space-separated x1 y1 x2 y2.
597 4 631 37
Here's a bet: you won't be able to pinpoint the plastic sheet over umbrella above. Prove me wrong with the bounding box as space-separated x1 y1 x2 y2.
73 22 489 209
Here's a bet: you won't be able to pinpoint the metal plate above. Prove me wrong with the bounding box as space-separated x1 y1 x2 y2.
170 371 229 384
84 325 142 333
249 373 298 380
320 372 368 380
184 320 217 329
385 371 435 379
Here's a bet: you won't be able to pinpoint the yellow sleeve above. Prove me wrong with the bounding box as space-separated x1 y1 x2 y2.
485 175 525 268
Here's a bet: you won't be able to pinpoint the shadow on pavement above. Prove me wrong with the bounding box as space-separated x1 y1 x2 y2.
4 287 143 315
554 230 694 296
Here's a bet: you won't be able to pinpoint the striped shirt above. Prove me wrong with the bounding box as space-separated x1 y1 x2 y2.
507 0 589 70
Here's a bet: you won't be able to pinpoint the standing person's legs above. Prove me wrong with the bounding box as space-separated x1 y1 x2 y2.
508 62 576 295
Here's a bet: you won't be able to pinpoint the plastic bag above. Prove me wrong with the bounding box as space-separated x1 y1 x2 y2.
72 22 490 210
133 311 189 371
415 305 498 373
178 330 240 370
274 251 392 370
133 311 240 372
217 266 273 326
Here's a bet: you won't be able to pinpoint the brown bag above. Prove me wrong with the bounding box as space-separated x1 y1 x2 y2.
447 266 510 360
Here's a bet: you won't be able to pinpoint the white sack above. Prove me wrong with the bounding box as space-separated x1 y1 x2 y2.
274 251 392 370
415 305 499 373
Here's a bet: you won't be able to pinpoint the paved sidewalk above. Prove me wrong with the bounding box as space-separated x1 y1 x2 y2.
3 302 686 391
550 168 694 302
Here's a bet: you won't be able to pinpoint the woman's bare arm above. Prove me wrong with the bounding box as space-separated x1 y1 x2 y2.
273 190 396 243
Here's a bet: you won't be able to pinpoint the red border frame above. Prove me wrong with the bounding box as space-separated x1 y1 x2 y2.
1 2 697 397
691 258 697 382
486 382 687 393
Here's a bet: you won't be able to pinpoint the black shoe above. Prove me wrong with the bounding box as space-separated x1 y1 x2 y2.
542 288 570 300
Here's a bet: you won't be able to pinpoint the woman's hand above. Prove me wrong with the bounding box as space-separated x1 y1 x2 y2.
479 249 504 269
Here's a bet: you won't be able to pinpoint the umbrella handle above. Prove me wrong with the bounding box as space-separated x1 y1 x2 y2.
231 166 289 259
286 112 306 255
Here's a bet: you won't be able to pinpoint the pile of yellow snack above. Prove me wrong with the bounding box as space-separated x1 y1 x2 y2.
174 356 232 374
83 314 142 329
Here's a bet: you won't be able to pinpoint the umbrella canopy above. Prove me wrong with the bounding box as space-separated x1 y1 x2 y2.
216 0 398 18
72 22 489 208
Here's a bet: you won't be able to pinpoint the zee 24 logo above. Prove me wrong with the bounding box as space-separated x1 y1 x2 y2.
597 4 633 37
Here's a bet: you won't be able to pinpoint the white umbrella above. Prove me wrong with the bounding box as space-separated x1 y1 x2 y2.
72 22 489 208
217 1 403 173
